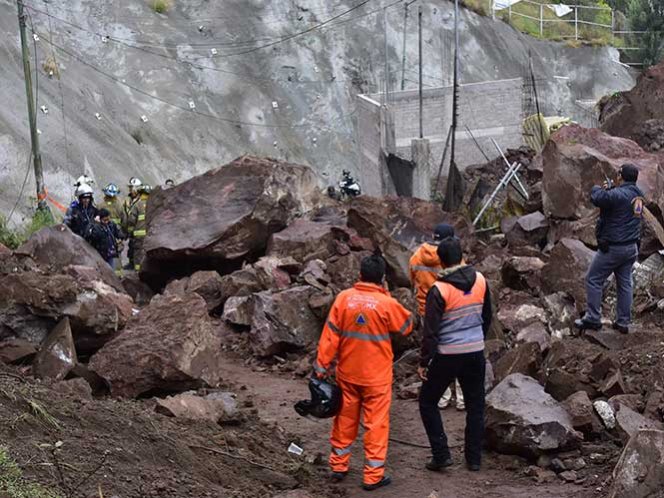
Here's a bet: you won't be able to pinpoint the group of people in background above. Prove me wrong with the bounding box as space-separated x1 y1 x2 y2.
63 175 175 273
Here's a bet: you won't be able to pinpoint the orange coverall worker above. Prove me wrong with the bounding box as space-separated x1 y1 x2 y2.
409 242 442 316
314 282 413 486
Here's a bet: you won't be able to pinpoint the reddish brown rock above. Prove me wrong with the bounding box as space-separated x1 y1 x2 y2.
89 293 222 398
267 220 351 263
219 267 263 302
187 271 225 313
0 243 11 260
53 378 93 401
155 391 240 424
613 404 662 444
563 391 603 435
0 339 37 364
141 156 323 287
121 274 154 306
601 370 627 398
307 289 335 321
16 224 123 291
32 318 77 381
542 239 595 310
221 296 252 327
515 322 551 353
609 395 645 415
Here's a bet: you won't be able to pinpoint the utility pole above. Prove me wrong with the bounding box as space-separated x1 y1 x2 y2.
400 2 409 91
17 0 48 212
383 7 390 105
443 0 462 212
418 5 423 139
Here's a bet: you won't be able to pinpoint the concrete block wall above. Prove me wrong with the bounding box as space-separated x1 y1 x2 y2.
356 78 524 196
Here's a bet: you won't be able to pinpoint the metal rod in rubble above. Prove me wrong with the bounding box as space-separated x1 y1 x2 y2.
490 138 529 200
418 5 423 139
473 162 523 226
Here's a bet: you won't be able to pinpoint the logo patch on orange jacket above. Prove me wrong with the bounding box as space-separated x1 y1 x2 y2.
355 313 368 326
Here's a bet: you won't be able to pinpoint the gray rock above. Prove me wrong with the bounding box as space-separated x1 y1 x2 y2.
504 211 549 248
594 400 616 429
563 391 603 435
32 317 77 381
486 373 583 458
222 296 253 327
542 239 595 311
613 403 662 444
610 429 664 498
516 322 552 353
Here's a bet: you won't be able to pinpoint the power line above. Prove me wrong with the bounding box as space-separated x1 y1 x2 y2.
29 25 353 132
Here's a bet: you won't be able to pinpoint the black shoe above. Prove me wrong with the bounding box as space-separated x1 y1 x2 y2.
574 318 602 331
363 476 391 491
330 471 348 482
467 462 481 472
426 457 453 471
612 322 629 334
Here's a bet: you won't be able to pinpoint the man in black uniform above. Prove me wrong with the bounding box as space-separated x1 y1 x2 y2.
575 164 644 334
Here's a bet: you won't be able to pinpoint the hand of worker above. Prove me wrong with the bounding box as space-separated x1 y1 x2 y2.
417 366 428 381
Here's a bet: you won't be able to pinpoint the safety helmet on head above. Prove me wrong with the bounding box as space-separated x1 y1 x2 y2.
139 184 152 195
73 175 94 188
103 183 120 197
294 377 341 419
128 177 143 188
76 184 94 199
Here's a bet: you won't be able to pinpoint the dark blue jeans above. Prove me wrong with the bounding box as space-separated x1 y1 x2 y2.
418 352 486 465
584 243 638 327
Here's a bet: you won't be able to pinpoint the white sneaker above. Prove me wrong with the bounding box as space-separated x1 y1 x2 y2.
456 400 465 411
438 398 450 409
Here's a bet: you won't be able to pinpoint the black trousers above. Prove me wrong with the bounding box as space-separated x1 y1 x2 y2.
418 351 486 465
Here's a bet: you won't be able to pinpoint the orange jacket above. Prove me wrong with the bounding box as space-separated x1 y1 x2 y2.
315 282 413 386
409 243 442 315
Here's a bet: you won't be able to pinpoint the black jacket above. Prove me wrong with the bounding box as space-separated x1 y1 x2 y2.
420 265 492 367
592 182 644 246
65 202 98 238
85 221 123 261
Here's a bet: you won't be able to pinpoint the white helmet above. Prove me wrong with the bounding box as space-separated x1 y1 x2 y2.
76 183 94 198
74 175 94 188
128 177 143 188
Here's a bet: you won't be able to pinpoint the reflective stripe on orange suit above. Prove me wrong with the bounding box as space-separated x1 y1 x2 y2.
315 282 413 485
409 243 441 316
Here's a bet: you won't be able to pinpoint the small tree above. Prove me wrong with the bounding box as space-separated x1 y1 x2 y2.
627 0 664 67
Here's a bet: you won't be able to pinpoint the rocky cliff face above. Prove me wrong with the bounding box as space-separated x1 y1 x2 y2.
0 0 634 220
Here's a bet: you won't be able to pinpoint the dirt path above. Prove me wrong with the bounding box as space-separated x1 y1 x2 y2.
219 353 592 498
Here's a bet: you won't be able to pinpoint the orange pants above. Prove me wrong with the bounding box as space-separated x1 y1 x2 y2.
329 380 391 485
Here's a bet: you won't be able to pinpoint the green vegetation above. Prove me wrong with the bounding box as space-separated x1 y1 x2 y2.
0 446 61 498
0 209 56 250
152 0 171 14
461 0 491 16
625 0 664 67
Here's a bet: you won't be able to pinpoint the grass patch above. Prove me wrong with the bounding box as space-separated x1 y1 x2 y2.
0 446 61 498
461 0 490 16
152 0 171 13
0 210 56 250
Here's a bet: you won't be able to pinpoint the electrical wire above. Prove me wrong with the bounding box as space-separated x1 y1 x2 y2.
29 25 355 132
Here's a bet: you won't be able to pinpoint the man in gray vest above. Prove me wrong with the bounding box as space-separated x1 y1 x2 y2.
575 164 644 334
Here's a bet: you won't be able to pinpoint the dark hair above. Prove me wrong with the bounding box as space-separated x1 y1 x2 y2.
620 164 639 183
360 254 386 284
437 237 463 267
98 208 110 219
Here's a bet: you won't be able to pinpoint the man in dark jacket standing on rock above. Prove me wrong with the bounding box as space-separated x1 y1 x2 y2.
575 164 644 334
418 237 492 472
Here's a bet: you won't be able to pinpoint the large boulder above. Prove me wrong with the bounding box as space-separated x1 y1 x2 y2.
501 256 545 292
16 225 123 291
541 238 595 309
610 429 664 498
542 125 663 220
89 293 222 397
485 373 583 458
249 286 322 357
267 220 352 263
347 196 471 287
0 269 133 351
141 156 324 287
32 318 77 381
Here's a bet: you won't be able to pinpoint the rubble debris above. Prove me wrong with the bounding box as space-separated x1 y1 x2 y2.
267 219 350 263
610 429 664 498
89 293 223 398
497 303 546 333
541 292 575 339
221 296 252 327
542 239 595 310
52 378 93 401
609 394 645 414
121 274 154 306
593 400 616 429
600 370 627 398
347 196 471 287
611 403 662 444
485 374 583 458
141 156 324 287
186 271 225 313
515 322 551 353
32 317 77 381
155 391 241 424
249 286 321 357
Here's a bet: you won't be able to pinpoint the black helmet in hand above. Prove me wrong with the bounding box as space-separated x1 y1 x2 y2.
294 377 341 419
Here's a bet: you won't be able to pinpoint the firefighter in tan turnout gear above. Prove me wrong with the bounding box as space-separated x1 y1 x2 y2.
126 183 151 272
